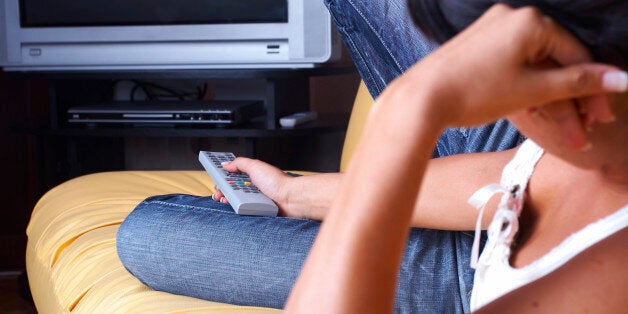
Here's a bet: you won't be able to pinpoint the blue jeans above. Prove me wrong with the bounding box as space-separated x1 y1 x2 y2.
324 0 523 157
118 195 477 313
117 0 524 313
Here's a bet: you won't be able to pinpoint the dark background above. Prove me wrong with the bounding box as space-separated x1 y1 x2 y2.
0 72 48 269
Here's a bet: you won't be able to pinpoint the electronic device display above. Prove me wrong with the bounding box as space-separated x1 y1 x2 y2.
0 0 340 71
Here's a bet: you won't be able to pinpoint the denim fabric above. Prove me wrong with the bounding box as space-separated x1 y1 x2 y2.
117 195 316 309
117 0 524 313
325 0 439 98
324 0 525 159
435 120 524 157
117 195 475 313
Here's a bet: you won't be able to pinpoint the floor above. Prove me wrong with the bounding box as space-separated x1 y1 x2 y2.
0 271 37 314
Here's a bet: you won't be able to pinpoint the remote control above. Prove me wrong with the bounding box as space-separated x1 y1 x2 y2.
279 111 318 128
198 151 278 217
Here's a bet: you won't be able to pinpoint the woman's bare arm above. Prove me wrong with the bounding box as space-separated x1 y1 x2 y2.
284 77 445 313
220 149 515 230
413 149 516 230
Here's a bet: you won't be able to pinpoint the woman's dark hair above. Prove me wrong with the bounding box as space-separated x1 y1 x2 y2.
407 0 628 69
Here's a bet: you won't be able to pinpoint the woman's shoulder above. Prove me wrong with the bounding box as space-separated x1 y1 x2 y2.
477 226 628 313
568 225 627 300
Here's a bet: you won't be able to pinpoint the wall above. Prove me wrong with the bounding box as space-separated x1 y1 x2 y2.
0 71 48 269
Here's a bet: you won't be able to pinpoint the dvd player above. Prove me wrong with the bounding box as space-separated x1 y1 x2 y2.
67 100 264 126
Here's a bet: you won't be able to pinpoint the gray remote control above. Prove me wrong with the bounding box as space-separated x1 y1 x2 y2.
198 151 278 216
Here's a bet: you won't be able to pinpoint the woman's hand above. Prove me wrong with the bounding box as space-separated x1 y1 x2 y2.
213 157 342 219
212 157 292 213
395 4 626 150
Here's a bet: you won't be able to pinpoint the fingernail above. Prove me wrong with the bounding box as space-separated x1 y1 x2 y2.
600 114 616 123
580 141 593 152
602 71 628 92
221 161 230 166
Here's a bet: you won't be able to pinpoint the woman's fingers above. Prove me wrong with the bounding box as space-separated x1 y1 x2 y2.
212 186 228 203
210 158 253 203
528 64 627 103
581 95 616 124
536 101 588 150
530 8 592 66
417 4 626 129
221 157 247 173
521 8 625 147
524 65 626 148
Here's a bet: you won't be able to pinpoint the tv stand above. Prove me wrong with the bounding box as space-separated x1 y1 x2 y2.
25 67 355 128
14 66 358 192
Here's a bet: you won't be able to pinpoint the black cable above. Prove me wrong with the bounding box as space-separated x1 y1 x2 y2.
128 80 203 102
136 81 186 101
196 82 212 100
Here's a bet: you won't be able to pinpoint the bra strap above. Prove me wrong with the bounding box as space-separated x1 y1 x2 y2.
467 140 544 268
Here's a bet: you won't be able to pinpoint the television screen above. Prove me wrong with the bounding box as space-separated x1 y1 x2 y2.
20 0 288 27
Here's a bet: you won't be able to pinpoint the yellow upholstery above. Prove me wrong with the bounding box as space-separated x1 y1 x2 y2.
340 81 374 172
26 82 374 313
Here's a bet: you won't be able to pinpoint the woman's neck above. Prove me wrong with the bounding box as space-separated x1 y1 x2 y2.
510 153 628 268
531 153 628 216
599 160 628 194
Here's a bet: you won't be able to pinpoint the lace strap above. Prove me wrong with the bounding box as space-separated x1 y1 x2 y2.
467 140 544 268
499 140 545 215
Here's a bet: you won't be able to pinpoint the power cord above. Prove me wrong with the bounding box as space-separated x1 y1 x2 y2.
128 80 201 101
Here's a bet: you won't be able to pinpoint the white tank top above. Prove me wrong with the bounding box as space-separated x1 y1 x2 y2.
467 140 628 311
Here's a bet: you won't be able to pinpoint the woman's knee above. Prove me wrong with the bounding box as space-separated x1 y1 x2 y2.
116 194 226 274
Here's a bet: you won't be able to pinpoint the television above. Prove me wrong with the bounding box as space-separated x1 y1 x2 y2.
0 0 341 71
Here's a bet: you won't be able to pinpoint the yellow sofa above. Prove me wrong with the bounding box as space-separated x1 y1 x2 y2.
25 82 374 313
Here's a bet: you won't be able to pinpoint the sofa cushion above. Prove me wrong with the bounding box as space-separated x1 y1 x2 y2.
26 170 282 313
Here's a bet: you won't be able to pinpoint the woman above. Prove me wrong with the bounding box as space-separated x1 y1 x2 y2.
118 1 524 312
285 1 627 312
